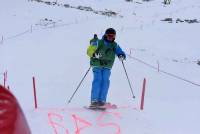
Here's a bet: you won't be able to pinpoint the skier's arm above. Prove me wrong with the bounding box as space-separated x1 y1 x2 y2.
115 44 126 59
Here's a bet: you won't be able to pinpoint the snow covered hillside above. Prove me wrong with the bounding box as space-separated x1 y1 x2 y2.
1 0 200 133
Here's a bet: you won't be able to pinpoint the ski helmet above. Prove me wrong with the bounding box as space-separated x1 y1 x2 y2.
105 28 116 35
94 34 98 38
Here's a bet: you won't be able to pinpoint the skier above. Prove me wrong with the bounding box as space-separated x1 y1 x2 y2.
87 28 126 108
164 0 171 5
90 34 98 44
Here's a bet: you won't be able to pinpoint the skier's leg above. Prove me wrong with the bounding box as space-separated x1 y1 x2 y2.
99 68 111 103
91 67 102 103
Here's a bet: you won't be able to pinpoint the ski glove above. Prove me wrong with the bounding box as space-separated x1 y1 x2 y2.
118 54 126 61
93 52 102 59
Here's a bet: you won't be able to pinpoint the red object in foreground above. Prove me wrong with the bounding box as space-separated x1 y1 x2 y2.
0 85 31 134
140 78 146 110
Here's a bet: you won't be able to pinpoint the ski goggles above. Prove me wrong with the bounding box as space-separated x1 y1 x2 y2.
106 34 116 40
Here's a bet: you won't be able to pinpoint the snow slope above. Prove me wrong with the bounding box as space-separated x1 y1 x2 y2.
1 0 200 133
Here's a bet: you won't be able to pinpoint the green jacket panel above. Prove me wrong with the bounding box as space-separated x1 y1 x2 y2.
90 40 117 69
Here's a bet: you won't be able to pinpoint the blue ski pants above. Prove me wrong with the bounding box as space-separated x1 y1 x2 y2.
91 67 111 102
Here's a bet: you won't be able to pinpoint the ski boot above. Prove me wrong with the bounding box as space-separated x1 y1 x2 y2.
89 101 98 109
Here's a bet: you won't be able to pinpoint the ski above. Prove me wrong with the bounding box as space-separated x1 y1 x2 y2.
84 102 117 111
83 106 106 111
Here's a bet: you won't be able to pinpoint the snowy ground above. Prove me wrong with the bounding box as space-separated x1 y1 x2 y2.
1 0 200 134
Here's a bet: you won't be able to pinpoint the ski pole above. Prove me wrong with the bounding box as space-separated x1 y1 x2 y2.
67 66 91 104
121 60 135 98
